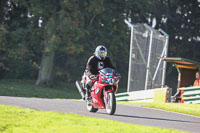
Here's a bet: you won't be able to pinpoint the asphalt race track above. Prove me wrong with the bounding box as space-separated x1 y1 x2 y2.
0 96 200 132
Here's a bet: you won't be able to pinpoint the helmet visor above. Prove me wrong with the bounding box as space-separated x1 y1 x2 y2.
98 50 107 58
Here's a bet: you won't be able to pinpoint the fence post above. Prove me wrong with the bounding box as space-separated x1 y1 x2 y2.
144 24 154 90
124 20 134 92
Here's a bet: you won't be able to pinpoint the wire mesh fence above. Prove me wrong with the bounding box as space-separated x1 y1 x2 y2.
125 22 168 92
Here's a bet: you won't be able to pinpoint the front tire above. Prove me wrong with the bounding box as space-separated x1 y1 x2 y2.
87 101 98 113
105 92 116 115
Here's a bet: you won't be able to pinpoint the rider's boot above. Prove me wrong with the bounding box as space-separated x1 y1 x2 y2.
85 84 92 101
85 89 90 100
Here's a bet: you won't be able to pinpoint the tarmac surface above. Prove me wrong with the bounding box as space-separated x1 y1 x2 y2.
0 96 200 132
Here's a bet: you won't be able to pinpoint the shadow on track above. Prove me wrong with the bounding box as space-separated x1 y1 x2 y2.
114 114 200 124
96 112 200 124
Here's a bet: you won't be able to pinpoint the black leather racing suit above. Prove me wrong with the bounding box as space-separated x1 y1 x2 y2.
84 55 115 99
85 55 115 76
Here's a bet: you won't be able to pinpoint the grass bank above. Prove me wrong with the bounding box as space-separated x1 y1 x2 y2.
0 104 187 133
0 79 81 99
0 79 126 99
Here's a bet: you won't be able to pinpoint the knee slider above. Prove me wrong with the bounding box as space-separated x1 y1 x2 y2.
86 80 92 89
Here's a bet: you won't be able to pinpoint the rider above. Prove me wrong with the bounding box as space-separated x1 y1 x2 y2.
193 71 200 86
84 45 115 100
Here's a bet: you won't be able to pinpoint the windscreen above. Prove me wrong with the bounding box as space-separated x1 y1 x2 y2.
99 68 115 75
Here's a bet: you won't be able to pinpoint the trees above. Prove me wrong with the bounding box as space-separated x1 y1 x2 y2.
0 0 39 79
1 0 199 89
8 0 86 86
147 0 200 89
0 0 166 87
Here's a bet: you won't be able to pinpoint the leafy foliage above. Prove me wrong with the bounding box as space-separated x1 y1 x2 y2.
0 0 200 89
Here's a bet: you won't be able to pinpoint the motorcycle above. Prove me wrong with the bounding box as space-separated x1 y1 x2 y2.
75 68 120 115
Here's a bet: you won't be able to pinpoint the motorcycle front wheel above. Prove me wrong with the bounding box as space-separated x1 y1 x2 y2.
105 92 116 115
87 101 98 113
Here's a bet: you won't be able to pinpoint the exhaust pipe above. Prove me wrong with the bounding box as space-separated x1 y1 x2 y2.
75 81 85 100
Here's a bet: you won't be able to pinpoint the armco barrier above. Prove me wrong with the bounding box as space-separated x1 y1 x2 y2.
115 92 129 101
116 88 169 103
179 86 200 104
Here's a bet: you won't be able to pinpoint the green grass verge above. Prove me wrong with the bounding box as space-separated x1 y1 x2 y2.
0 79 81 99
120 102 200 117
0 105 187 133
0 79 127 99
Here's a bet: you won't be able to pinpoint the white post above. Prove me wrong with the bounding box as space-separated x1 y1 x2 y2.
152 35 168 81
159 29 169 87
144 24 154 90
125 20 134 92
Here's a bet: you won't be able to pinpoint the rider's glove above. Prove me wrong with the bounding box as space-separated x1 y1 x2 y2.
115 72 121 79
89 75 98 79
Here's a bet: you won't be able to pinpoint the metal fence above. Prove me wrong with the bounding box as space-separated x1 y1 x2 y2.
125 20 169 92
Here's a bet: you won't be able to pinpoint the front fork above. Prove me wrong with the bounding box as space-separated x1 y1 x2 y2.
103 88 113 105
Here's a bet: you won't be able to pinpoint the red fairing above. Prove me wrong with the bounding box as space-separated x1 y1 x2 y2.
90 68 119 109
91 83 106 108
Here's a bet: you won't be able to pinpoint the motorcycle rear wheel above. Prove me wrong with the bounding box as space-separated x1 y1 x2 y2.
105 92 116 115
87 101 98 113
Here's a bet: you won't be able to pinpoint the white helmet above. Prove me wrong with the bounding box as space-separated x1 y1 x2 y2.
95 45 107 60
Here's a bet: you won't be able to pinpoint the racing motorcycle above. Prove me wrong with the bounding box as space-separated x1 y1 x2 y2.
75 68 120 115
